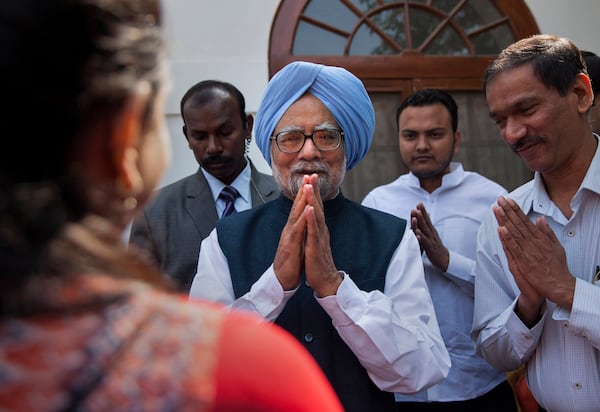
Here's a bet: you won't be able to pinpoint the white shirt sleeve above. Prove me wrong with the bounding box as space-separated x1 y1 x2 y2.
471 213 543 371
189 228 296 321
189 226 450 393
441 250 475 297
318 227 450 393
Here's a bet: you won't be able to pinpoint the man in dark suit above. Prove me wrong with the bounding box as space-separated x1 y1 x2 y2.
129 80 279 292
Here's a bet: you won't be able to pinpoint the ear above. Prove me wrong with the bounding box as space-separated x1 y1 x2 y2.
111 82 152 197
453 130 461 154
245 114 254 141
573 73 594 114
182 124 193 149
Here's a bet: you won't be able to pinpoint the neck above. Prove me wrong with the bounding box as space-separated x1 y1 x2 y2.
542 134 597 218
418 175 443 194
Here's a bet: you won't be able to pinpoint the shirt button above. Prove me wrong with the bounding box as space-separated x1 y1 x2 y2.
567 230 575 237
563 322 569 327
304 333 314 343
305 280 310 287
574 382 582 389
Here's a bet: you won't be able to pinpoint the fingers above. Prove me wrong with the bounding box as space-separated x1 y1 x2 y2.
303 174 327 233
536 216 559 243
411 203 436 235
304 173 324 217
411 203 447 269
493 196 535 247
288 175 311 221
497 225 542 300
274 176 311 289
283 173 339 296
304 204 339 297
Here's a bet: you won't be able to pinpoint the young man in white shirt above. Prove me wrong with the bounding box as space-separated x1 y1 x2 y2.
363 88 515 411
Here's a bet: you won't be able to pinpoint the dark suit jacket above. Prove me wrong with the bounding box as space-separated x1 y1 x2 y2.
129 161 280 292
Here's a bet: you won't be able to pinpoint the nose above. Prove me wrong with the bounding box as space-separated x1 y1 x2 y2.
503 117 527 144
206 135 222 154
415 135 429 151
298 136 321 160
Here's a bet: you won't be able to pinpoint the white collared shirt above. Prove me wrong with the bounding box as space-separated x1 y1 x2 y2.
362 162 507 402
472 137 600 411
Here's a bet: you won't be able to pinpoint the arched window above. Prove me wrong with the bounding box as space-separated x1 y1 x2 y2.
270 0 540 199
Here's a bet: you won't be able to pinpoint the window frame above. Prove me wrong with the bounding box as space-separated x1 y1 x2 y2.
269 0 540 92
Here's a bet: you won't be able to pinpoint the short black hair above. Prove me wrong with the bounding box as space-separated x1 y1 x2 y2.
180 80 247 126
582 50 600 95
396 89 458 133
484 35 585 98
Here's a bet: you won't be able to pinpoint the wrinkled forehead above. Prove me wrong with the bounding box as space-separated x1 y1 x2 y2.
273 93 339 132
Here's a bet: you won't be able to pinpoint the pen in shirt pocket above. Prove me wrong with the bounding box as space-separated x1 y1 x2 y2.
593 266 600 285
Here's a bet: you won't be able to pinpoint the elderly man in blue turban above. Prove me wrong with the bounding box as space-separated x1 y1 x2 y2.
189 61 450 412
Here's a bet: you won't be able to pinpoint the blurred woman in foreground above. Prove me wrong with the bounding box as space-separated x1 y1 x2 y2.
0 1 342 410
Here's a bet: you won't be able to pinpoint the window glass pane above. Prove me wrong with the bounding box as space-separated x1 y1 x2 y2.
348 0 410 13
453 1 502 32
294 21 347 55
471 24 514 54
350 9 406 55
347 0 372 13
409 8 443 49
296 0 516 57
304 0 358 32
425 25 469 55
431 0 462 14
350 23 386 55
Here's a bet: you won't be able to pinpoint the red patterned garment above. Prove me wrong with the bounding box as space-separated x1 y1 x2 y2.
0 275 343 412
0 276 222 411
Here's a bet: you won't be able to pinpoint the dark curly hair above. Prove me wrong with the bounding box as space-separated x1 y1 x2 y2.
0 0 169 314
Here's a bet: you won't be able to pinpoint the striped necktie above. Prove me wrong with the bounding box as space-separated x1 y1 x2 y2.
219 186 240 218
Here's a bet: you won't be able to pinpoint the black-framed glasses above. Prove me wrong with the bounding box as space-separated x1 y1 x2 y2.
270 128 344 153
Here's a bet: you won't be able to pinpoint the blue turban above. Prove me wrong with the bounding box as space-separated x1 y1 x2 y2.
254 61 375 171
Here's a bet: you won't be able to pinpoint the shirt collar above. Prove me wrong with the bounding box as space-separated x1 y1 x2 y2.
526 134 600 218
580 133 600 195
201 159 251 204
407 161 464 190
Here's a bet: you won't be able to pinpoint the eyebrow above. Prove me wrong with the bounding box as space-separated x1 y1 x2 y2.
400 127 446 133
489 95 539 119
275 122 339 134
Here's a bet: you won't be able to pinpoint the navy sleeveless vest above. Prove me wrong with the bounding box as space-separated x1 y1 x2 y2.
217 194 407 412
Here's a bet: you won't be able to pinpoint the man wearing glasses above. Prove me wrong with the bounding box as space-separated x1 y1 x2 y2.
189 61 450 412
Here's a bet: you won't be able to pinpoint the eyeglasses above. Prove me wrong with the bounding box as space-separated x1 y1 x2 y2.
270 128 344 153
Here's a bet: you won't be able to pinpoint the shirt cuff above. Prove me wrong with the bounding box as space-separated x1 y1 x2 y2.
316 271 358 326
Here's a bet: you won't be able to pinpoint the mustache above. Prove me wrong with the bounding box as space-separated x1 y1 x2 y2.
509 136 543 153
289 161 329 175
202 155 231 165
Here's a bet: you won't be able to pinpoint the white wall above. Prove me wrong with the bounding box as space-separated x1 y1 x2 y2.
525 0 600 52
159 0 600 187
160 0 280 185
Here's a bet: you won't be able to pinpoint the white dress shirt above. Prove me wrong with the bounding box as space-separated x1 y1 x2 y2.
362 162 507 402
189 218 451 394
472 138 600 411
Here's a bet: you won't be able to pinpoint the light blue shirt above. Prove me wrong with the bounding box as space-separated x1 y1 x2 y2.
363 162 508 402
201 159 251 218
472 136 600 411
